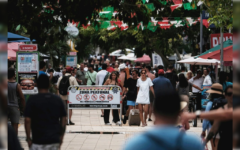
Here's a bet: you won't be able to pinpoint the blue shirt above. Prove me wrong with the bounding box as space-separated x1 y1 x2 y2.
153 76 173 96
222 82 232 91
39 71 47 76
124 126 204 150
202 101 213 131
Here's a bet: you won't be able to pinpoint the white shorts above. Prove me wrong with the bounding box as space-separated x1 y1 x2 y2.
30 143 60 150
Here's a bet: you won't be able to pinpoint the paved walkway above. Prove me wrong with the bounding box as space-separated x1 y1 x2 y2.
18 110 210 150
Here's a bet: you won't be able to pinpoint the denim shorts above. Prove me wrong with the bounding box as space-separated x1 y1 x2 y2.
127 100 138 106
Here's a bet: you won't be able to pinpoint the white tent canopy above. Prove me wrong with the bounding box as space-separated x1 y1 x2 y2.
109 49 134 56
117 53 136 60
177 57 220 65
168 53 192 60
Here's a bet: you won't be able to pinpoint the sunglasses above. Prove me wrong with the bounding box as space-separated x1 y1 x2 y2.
226 92 233 96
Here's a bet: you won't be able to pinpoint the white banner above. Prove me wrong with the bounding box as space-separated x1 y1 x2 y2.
152 52 164 67
68 85 121 109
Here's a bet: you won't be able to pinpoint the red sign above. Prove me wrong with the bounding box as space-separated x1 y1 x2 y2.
99 94 105 101
210 33 233 48
69 52 77 55
107 94 113 101
91 94 98 101
76 94 82 101
83 94 90 101
19 44 38 51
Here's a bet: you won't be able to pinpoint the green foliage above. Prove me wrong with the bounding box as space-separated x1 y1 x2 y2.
197 0 232 29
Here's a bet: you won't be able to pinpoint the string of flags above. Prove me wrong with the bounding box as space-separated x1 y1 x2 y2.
67 1 209 32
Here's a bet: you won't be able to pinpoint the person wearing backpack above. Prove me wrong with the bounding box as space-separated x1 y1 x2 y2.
57 67 78 125
201 83 224 150
205 85 232 150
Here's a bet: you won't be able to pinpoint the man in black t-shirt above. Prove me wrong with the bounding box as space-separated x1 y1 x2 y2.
122 70 139 124
165 65 179 89
24 75 67 150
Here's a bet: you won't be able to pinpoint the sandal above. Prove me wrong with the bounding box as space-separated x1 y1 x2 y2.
101 115 104 117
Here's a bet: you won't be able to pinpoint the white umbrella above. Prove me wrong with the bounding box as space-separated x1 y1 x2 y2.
177 57 220 65
109 49 134 56
118 53 136 60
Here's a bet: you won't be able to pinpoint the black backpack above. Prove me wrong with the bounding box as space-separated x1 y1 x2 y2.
210 97 227 125
59 75 71 95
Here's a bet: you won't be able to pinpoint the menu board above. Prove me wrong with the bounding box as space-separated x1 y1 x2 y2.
18 53 38 73
66 56 77 67
18 73 38 94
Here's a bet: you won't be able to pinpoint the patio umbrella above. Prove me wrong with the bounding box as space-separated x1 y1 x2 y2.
8 49 16 61
109 49 134 56
206 45 233 61
118 53 136 60
8 32 36 42
197 39 232 59
134 55 151 63
177 57 220 65
8 42 24 51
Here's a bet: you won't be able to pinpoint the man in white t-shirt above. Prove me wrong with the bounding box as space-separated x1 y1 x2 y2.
203 69 212 86
95 63 110 120
189 70 204 110
96 64 109 85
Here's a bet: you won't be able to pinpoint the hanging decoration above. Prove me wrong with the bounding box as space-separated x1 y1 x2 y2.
147 22 158 32
146 3 155 11
170 4 182 12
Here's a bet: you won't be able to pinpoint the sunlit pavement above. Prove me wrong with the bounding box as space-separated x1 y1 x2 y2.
18 110 211 150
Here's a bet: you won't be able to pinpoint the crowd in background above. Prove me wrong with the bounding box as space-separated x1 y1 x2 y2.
7 55 233 150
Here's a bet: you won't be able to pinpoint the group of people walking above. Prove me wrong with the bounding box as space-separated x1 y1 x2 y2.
7 58 233 150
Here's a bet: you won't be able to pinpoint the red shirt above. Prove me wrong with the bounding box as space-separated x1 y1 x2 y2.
106 67 115 73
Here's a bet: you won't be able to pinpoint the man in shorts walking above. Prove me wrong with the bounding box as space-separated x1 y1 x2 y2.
122 70 139 124
8 68 25 135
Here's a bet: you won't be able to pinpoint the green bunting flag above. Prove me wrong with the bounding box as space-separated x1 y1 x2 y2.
103 7 114 13
183 3 192 10
146 3 155 11
100 21 111 29
99 12 113 20
159 0 167 5
142 0 146 4
147 22 157 32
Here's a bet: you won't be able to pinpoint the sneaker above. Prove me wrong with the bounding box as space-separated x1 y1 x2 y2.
148 118 152 121
115 121 121 125
69 121 75 125
105 123 112 126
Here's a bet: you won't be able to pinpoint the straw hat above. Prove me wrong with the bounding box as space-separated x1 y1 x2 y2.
206 83 223 95
180 101 187 111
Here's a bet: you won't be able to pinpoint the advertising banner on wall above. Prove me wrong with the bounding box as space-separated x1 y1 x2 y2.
68 86 121 109
17 52 38 73
17 50 39 95
210 33 233 48
18 73 38 94
66 56 77 67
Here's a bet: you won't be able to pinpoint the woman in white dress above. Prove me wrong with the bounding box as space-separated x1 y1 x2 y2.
136 69 155 127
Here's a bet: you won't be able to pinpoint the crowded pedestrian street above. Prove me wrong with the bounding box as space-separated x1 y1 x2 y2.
3 0 237 150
